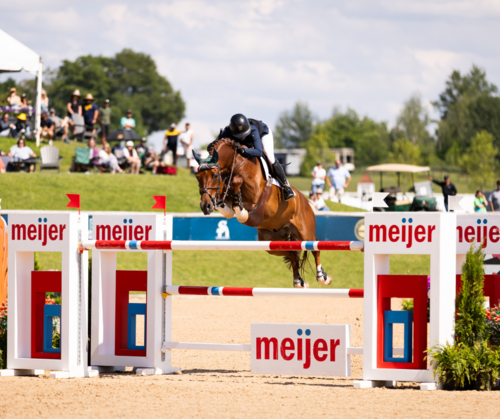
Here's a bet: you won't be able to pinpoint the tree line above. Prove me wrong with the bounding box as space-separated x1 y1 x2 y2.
275 65 500 187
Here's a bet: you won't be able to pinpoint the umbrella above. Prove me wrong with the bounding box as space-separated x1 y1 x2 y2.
107 128 141 142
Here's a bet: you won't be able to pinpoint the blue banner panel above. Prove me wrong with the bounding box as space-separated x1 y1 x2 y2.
172 215 365 242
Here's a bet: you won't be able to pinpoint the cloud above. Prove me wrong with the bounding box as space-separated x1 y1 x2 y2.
0 0 499 137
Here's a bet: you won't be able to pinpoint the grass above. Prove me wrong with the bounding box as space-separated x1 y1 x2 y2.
2 135 429 288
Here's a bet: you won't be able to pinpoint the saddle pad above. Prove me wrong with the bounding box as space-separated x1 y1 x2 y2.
260 156 280 188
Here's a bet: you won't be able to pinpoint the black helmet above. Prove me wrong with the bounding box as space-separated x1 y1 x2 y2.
229 114 251 139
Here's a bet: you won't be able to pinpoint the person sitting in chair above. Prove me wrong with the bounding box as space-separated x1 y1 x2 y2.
209 114 296 201
8 138 37 173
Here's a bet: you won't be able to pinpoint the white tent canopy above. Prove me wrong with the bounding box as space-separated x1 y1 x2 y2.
0 29 43 145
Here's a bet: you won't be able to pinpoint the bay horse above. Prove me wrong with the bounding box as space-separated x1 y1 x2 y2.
193 138 332 288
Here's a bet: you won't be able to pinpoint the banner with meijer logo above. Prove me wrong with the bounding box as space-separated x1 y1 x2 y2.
251 324 350 376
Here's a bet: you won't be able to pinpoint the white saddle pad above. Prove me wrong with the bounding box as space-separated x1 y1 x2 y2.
260 157 280 188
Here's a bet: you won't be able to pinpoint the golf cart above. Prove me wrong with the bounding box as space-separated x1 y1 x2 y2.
367 164 437 212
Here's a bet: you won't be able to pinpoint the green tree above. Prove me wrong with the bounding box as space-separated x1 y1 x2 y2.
433 65 500 160
391 93 435 164
389 137 421 165
460 131 498 189
316 108 390 166
300 129 335 176
45 49 185 136
274 101 314 148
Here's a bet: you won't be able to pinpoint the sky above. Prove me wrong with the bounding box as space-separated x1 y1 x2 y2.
1 0 500 149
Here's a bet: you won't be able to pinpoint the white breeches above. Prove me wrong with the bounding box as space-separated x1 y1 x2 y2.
262 129 275 164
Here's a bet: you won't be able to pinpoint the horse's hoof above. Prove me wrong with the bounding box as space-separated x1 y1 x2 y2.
317 268 332 286
293 276 309 288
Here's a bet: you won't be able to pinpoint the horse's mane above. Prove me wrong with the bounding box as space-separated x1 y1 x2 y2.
208 137 234 155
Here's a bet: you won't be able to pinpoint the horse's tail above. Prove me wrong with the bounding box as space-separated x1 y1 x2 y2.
283 250 313 277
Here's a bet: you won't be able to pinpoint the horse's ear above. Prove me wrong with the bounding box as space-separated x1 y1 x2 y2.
211 149 219 164
192 150 201 164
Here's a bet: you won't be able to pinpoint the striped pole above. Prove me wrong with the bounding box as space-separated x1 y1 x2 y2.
80 240 364 252
164 285 364 298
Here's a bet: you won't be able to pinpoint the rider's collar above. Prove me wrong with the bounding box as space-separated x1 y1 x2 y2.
197 163 220 172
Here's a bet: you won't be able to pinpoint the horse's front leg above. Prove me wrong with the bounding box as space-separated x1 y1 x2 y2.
231 176 249 223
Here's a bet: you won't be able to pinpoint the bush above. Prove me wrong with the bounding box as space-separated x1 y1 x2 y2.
486 305 500 346
0 300 7 369
428 243 500 390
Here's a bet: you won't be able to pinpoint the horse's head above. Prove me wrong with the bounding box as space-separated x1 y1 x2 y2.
193 148 223 215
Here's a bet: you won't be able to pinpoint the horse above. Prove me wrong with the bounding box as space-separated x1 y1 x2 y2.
193 138 332 289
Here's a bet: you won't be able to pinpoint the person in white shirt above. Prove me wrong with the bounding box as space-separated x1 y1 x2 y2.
180 122 194 168
314 189 329 212
98 143 124 174
123 140 141 174
326 159 351 203
311 161 326 193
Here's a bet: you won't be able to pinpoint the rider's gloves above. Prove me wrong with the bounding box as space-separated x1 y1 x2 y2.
234 143 245 155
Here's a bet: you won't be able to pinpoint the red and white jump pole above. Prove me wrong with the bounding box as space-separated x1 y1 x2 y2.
164 285 364 298
80 240 364 252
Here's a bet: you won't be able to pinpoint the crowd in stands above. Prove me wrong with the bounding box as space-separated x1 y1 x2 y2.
1 85 196 175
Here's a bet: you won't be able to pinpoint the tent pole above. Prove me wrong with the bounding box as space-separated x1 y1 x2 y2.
35 59 42 147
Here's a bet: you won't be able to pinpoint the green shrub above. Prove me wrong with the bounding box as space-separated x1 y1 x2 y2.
401 299 414 311
486 305 500 346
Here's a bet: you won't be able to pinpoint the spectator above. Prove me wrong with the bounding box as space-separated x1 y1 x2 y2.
163 123 181 165
0 114 14 137
120 110 136 129
66 90 82 135
490 181 500 212
7 88 21 107
142 146 160 174
474 190 488 213
10 113 27 139
98 143 124 174
180 122 194 169
20 93 30 108
429 175 457 212
314 189 329 212
8 138 36 173
326 159 351 203
40 112 55 141
123 140 141 174
40 89 49 113
49 108 69 142
99 99 111 144
88 138 101 164
307 191 317 211
83 93 99 134
135 138 147 154
311 161 326 193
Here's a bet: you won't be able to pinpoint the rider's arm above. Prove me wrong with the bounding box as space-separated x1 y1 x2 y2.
241 128 263 158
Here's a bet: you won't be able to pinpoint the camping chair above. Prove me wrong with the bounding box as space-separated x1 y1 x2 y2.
71 114 86 142
38 145 63 173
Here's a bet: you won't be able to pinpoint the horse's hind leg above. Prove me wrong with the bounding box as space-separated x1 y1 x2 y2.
258 228 309 288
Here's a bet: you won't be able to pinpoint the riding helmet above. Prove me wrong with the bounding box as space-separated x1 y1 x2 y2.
229 114 251 139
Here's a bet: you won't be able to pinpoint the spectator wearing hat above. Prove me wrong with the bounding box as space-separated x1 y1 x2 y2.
311 161 326 193
10 113 27 139
99 99 111 144
429 174 457 212
163 123 181 165
123 140 141 174
121 110 136 129
7 87 21 107
40 112 55 141
83 93 99 133
66 90 82 135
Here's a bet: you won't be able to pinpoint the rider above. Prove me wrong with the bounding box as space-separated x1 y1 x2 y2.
211 114 296 201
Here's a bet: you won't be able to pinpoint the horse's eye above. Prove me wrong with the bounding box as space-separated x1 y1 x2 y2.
213 173 219 179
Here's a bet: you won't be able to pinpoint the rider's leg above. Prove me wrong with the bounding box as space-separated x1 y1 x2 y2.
262 130 296 201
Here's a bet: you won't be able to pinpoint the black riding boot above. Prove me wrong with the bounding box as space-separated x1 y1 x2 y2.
272 161 296 201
